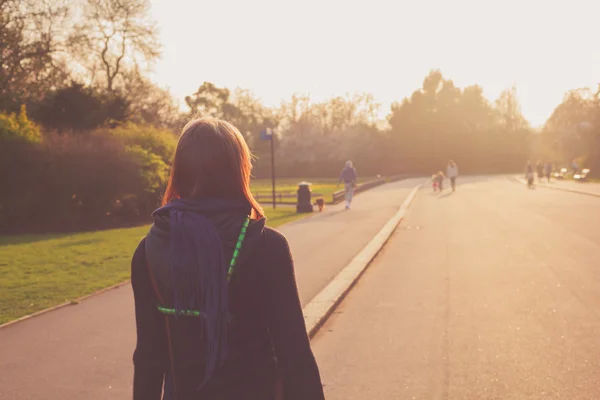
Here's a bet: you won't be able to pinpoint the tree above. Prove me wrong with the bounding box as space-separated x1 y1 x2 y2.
74 0 161 94
184 83 279 146
31 82 128 132
495 86 528 132
120 69 183 129
388 70 531 173
185 82 232 118
272 92 385 177
543 89 600 169
0 0 72 112
228 88 280 146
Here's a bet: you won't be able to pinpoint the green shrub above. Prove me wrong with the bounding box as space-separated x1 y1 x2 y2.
127 146 170 192
0 115 176 233
0 106 42 144
109 122 177 164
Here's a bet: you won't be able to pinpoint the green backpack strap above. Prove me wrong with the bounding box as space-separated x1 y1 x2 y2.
157 216 250 317
145 259 178 396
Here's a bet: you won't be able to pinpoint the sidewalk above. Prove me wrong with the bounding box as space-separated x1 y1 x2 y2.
0 178 421 400
527 177 600 197
312 177 600 399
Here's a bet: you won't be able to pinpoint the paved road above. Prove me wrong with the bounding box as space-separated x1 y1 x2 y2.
0 178 420 400
313 176 600 399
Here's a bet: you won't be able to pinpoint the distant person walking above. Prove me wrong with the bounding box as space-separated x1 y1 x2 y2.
340 160 358 209
526 161 535 188
432 171 444 192
544 162 553 183
131 118 325 400
571 159 579 176
536 161 544 181
447 160 458 192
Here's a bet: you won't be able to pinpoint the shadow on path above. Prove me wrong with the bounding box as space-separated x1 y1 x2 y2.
437 192 454 199
291 209 348 226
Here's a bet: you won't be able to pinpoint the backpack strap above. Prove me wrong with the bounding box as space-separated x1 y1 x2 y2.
145 261 179 399
144 215 250 396
155 216 250 317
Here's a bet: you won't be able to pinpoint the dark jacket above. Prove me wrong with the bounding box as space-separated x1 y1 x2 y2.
339 166 358 184
131 207 325 400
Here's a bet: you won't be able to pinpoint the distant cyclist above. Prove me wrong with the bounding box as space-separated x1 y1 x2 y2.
340 160 358 209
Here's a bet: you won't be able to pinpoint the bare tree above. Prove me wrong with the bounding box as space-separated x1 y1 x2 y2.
0 0 71 111
495 85 528 132
121 67 182 129
75 0 161 93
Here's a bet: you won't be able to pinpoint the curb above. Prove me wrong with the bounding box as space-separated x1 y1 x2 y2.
514 177 600 198
0 279 130 329
303 182 423 338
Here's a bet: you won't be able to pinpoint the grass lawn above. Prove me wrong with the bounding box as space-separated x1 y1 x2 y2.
251 177 373 204
0 207 304 325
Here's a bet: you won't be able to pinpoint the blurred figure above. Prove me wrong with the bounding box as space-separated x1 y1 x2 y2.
536 161 544 181
432 173 439 192
340 160 358 209
447 160 458 192
434 171 445 192
571 159 579 175
526 161 535 188
544 162 553 183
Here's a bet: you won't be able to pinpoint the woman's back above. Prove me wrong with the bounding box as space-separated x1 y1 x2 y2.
133 221 321 399
131 118 324 400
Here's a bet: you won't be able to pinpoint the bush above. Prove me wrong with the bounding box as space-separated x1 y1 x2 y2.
0 106 41 144
31 84 128 132
0 111 173 234
0 132 147 233
129 146 170 192
108 122 176 164
108 123 175 217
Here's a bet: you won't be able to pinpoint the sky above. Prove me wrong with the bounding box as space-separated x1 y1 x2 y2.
149 0 600 127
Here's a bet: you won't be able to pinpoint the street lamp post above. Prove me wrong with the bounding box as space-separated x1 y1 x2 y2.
261 128 276 209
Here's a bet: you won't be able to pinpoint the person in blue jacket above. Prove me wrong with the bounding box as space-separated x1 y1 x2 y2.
339 160 358 209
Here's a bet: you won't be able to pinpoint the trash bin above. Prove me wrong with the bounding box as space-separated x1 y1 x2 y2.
296 181 313 213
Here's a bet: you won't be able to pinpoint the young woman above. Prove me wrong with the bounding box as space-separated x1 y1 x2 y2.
131 118 325 400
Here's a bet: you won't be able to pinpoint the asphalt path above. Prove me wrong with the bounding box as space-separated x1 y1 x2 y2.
0 178 420 400
313 176 600 399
